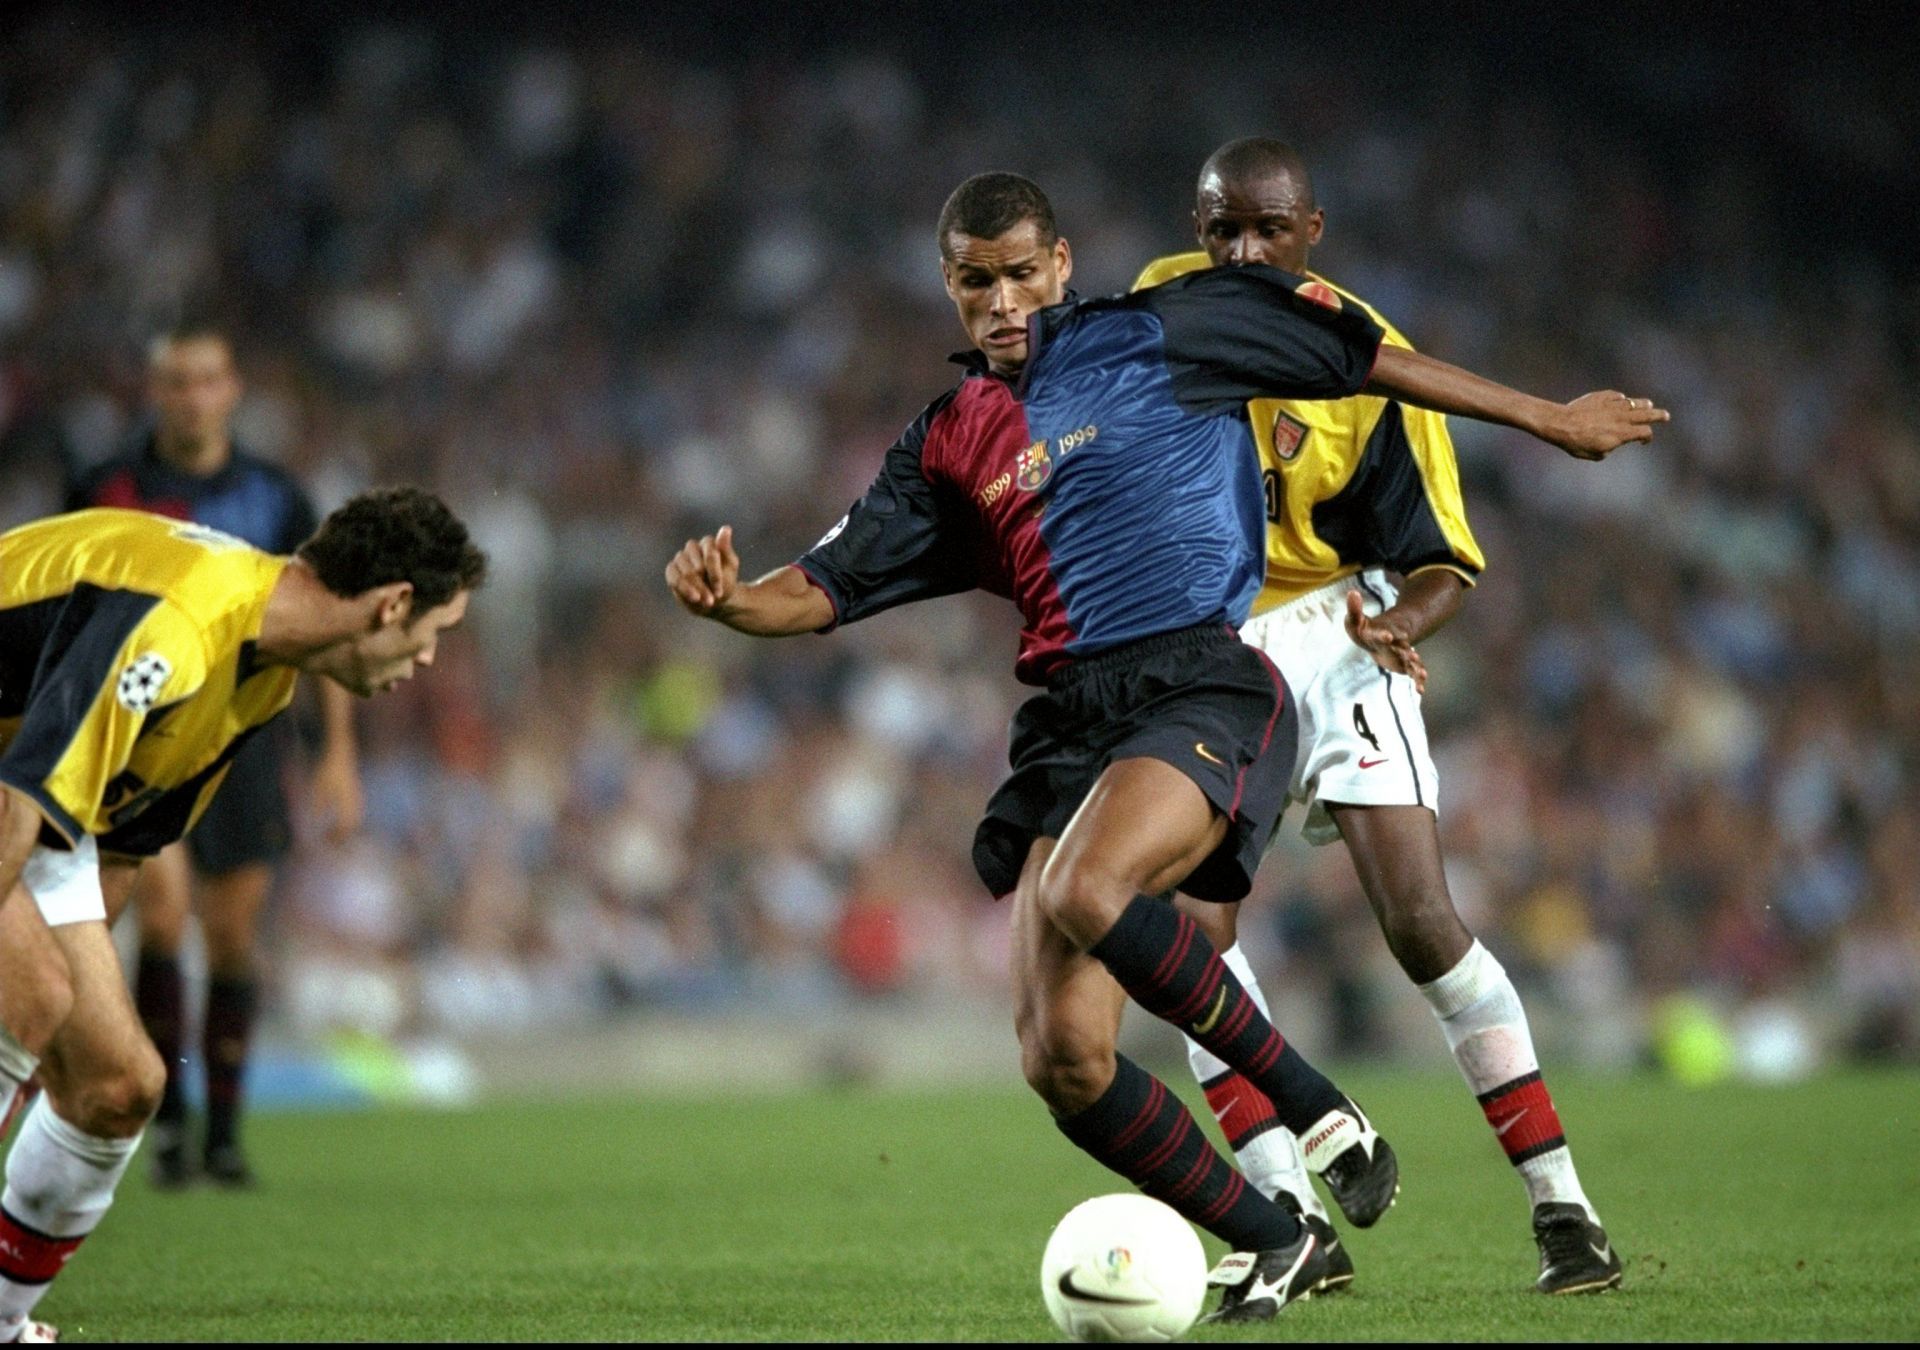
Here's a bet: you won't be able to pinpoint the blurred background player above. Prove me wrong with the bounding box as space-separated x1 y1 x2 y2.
1134 138 1620 1295
0 490 484 1342
66 325 366 1189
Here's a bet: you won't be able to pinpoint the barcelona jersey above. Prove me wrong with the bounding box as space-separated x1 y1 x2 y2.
795 265 1384 685
0 509 297 854
68 433 318 555
1132 253 1484 612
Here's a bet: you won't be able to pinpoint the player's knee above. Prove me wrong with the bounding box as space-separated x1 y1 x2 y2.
1018 1017 1115 1116
1380 893 1471 985
1035 857 1130 949
70 1043 166 1138
201 922 256 975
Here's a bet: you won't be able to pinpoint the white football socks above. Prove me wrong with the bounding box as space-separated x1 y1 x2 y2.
1418 941 1596 1222
0 1097 140 1333
1184 944 1327 1221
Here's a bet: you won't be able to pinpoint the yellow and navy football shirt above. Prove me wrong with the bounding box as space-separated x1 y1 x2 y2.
1133 252 1484 612
0 509 298 856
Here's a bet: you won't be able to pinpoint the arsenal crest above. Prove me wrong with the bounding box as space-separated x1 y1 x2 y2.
1015 440 1053 492
1294 279 1342 312
1271 411 1309 462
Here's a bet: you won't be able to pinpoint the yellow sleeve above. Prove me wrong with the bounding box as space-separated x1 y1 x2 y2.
1130 252 1211 293
0 598 208 843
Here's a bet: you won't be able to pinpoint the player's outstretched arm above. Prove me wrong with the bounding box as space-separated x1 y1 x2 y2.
1365 346 1669 461
665 525 834 636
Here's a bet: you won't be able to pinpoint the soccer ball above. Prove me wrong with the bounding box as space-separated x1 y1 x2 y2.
1040 1194 1207 1343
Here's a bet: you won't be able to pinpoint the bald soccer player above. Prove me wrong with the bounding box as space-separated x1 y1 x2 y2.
1136 137 1621 1296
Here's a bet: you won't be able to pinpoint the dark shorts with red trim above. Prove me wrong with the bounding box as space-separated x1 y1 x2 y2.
972 625 1298 904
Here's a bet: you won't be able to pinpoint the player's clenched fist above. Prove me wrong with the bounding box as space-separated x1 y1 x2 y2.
666 524 741 616
1551 390 1671 461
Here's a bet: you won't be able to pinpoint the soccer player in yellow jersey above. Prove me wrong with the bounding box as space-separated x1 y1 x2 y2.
1134 138 1623 1297
0 489 485 1341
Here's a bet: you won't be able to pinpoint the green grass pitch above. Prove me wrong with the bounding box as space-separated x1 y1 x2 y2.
45 1068 1920 1341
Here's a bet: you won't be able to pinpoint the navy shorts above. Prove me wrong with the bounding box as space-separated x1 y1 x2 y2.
186 721 294 875
972 625 1299 904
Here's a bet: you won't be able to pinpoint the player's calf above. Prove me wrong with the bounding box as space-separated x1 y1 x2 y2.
0 1098 141 1342
1054 1055 1309 1258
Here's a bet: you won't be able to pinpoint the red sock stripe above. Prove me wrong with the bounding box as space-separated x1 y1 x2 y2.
1111 1078 1166 1154
1136 1111 1192 1175
1149 916 1196 990
0 1209 83 1285
1480 1073 1565 1161
1217 997 1255 1044
1203 1074 1279 1151
1247 1030 1284 1077
1167 960 1222 1024
1196 1168 1245 1224
1163 1140 1215 1202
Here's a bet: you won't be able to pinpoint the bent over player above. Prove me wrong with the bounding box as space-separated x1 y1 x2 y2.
668 173 1665 1322
1134 137 1622 1295
0 490 485 1342
67 322 365 1189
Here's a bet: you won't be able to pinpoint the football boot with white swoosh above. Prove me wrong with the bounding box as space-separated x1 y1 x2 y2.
1533 1202 1624 1294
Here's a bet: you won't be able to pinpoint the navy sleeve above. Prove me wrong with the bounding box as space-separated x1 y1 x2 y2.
1311 402 1482 580
64 463 110 512
794 393 978 629
1143 265 1385 415
277 471 319 555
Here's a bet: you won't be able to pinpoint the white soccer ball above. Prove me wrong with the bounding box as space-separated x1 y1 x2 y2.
1040 1194 1207 1343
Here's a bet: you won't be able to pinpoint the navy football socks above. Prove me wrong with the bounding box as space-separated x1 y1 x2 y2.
1056 1054 1301 1252
1090 896 1345 1132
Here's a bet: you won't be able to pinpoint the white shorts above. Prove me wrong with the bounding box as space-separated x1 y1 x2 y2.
20 835 106 927
1239 569 1439 846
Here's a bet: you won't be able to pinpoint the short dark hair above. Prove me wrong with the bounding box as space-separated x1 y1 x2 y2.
298 486 488 614
937 172 1057 259
1198 137 1315 209
148 320 236 367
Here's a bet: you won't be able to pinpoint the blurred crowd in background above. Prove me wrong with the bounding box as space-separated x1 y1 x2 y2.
1 6 1915 1080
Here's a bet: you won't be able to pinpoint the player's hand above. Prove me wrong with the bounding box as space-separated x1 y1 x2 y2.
1346 590 1428 694
309 748 365 844
1549 391 1670 461
666 525 743 617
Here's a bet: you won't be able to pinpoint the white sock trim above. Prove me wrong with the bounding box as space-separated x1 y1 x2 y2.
1417 940 1499 1019
37 1106 139 1170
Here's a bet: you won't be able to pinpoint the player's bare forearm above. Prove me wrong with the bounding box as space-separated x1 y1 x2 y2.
318 679 359 764
1378 569 1466 647
709 566 835 636
1364 346 1668 461
665 525 833 637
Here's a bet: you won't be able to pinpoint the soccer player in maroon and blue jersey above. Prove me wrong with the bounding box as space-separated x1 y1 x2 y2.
666 173 1666 1322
